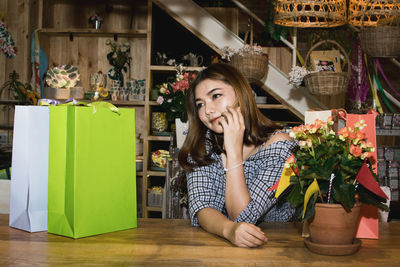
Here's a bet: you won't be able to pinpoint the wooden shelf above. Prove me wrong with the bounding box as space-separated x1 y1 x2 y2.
38 28 147 38
0 100 24 105
148 135 171 141
146 206 162 212
149 101 160 106
150 65 204 72
108 100 145 106
0 124 13 130
257 104 287 109
147 171 166 176
376 129 400 136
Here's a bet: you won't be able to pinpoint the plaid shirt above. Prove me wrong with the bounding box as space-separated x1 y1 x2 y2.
187 138 297 227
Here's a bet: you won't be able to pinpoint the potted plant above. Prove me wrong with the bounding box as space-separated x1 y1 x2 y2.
106 40 131 88
156 65 197 148
88 14 104 29
156 65 197 123
280 116 389 252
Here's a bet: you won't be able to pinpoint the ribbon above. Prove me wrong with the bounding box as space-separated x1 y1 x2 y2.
38 98 120 115
302 178 320 219
364 54 384 114
375 59 400 98
373 71 396 113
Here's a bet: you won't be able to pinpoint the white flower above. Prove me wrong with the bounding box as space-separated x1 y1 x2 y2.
221 44 265 61
288 66 310 86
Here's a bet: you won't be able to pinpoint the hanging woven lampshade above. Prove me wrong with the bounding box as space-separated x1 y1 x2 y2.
274 0 347 28
348 0 400 27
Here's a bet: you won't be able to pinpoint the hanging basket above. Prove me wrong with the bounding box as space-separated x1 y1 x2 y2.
274 0 347 28
348 0 400 27
229 53 269 83
360 26 400 58
303 40 350 95
351 0 400 58
228 24 269 83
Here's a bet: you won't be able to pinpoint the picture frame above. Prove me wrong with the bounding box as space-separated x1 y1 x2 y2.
310 50 342 72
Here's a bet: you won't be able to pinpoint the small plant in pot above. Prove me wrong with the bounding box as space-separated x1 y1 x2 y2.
279 115 389 253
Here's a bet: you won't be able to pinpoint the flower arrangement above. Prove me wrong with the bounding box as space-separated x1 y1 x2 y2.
156 65 197 123
106 39 131 87
282 117 389 221
221 44 265 61
288 66 311 87
0 71 40 105
88 14 104 24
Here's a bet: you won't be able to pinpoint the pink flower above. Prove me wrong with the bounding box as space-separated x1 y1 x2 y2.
156 96 164 105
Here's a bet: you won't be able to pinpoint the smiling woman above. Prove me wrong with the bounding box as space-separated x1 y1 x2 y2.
178 63 298 248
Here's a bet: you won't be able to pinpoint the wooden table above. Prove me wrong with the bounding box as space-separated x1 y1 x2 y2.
0 214 399 266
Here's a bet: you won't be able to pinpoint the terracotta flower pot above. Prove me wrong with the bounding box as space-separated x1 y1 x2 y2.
308 202 361 245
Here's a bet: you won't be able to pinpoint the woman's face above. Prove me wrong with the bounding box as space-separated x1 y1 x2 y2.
194 79 236 133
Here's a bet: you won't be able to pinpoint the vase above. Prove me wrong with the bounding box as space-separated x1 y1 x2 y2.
304 202 362 256
175 118 189 149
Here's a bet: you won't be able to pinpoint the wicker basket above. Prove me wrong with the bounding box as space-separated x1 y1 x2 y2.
274 0 347 28
229 53 268 83
303 40 350 95
228 24 269 83
360 26 400 57
355 0 400 57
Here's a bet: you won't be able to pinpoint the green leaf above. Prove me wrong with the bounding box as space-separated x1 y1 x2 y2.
287 185 303 207
357 186 390 212
332 178 355 210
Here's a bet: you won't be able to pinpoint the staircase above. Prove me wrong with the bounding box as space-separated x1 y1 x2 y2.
153 0 327 121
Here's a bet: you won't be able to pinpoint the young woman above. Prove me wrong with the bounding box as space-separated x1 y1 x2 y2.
178 63 297 248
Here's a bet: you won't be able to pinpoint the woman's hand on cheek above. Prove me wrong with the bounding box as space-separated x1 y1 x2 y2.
226 222 268 248
219 106 245 156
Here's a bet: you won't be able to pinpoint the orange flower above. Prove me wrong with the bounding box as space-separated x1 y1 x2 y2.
338 127 349 140
350 144 362 157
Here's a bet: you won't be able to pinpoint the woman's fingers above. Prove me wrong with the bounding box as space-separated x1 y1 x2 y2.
233 223 267 248
222 106 243 127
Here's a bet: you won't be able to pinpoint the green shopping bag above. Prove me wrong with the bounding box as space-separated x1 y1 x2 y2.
47 105 137 238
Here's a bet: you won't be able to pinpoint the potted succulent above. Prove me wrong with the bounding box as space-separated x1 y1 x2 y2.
279 115 389 253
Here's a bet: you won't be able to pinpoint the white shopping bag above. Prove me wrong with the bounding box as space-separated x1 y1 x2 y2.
9 106 49 232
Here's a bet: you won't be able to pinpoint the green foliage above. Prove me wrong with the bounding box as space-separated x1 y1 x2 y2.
263 0 289 44
0 71 40 105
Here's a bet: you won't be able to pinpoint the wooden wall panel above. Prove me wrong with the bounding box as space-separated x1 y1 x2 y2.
0 0 32 129
262 47 292 75
42 0 148 30
41 36 147 92
0 0 31 86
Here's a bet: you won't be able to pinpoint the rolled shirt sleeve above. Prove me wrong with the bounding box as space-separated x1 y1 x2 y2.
234 140 297 223
187 163 226 227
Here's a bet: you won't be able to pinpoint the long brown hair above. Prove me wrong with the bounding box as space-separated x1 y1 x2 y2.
178 63 279 171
